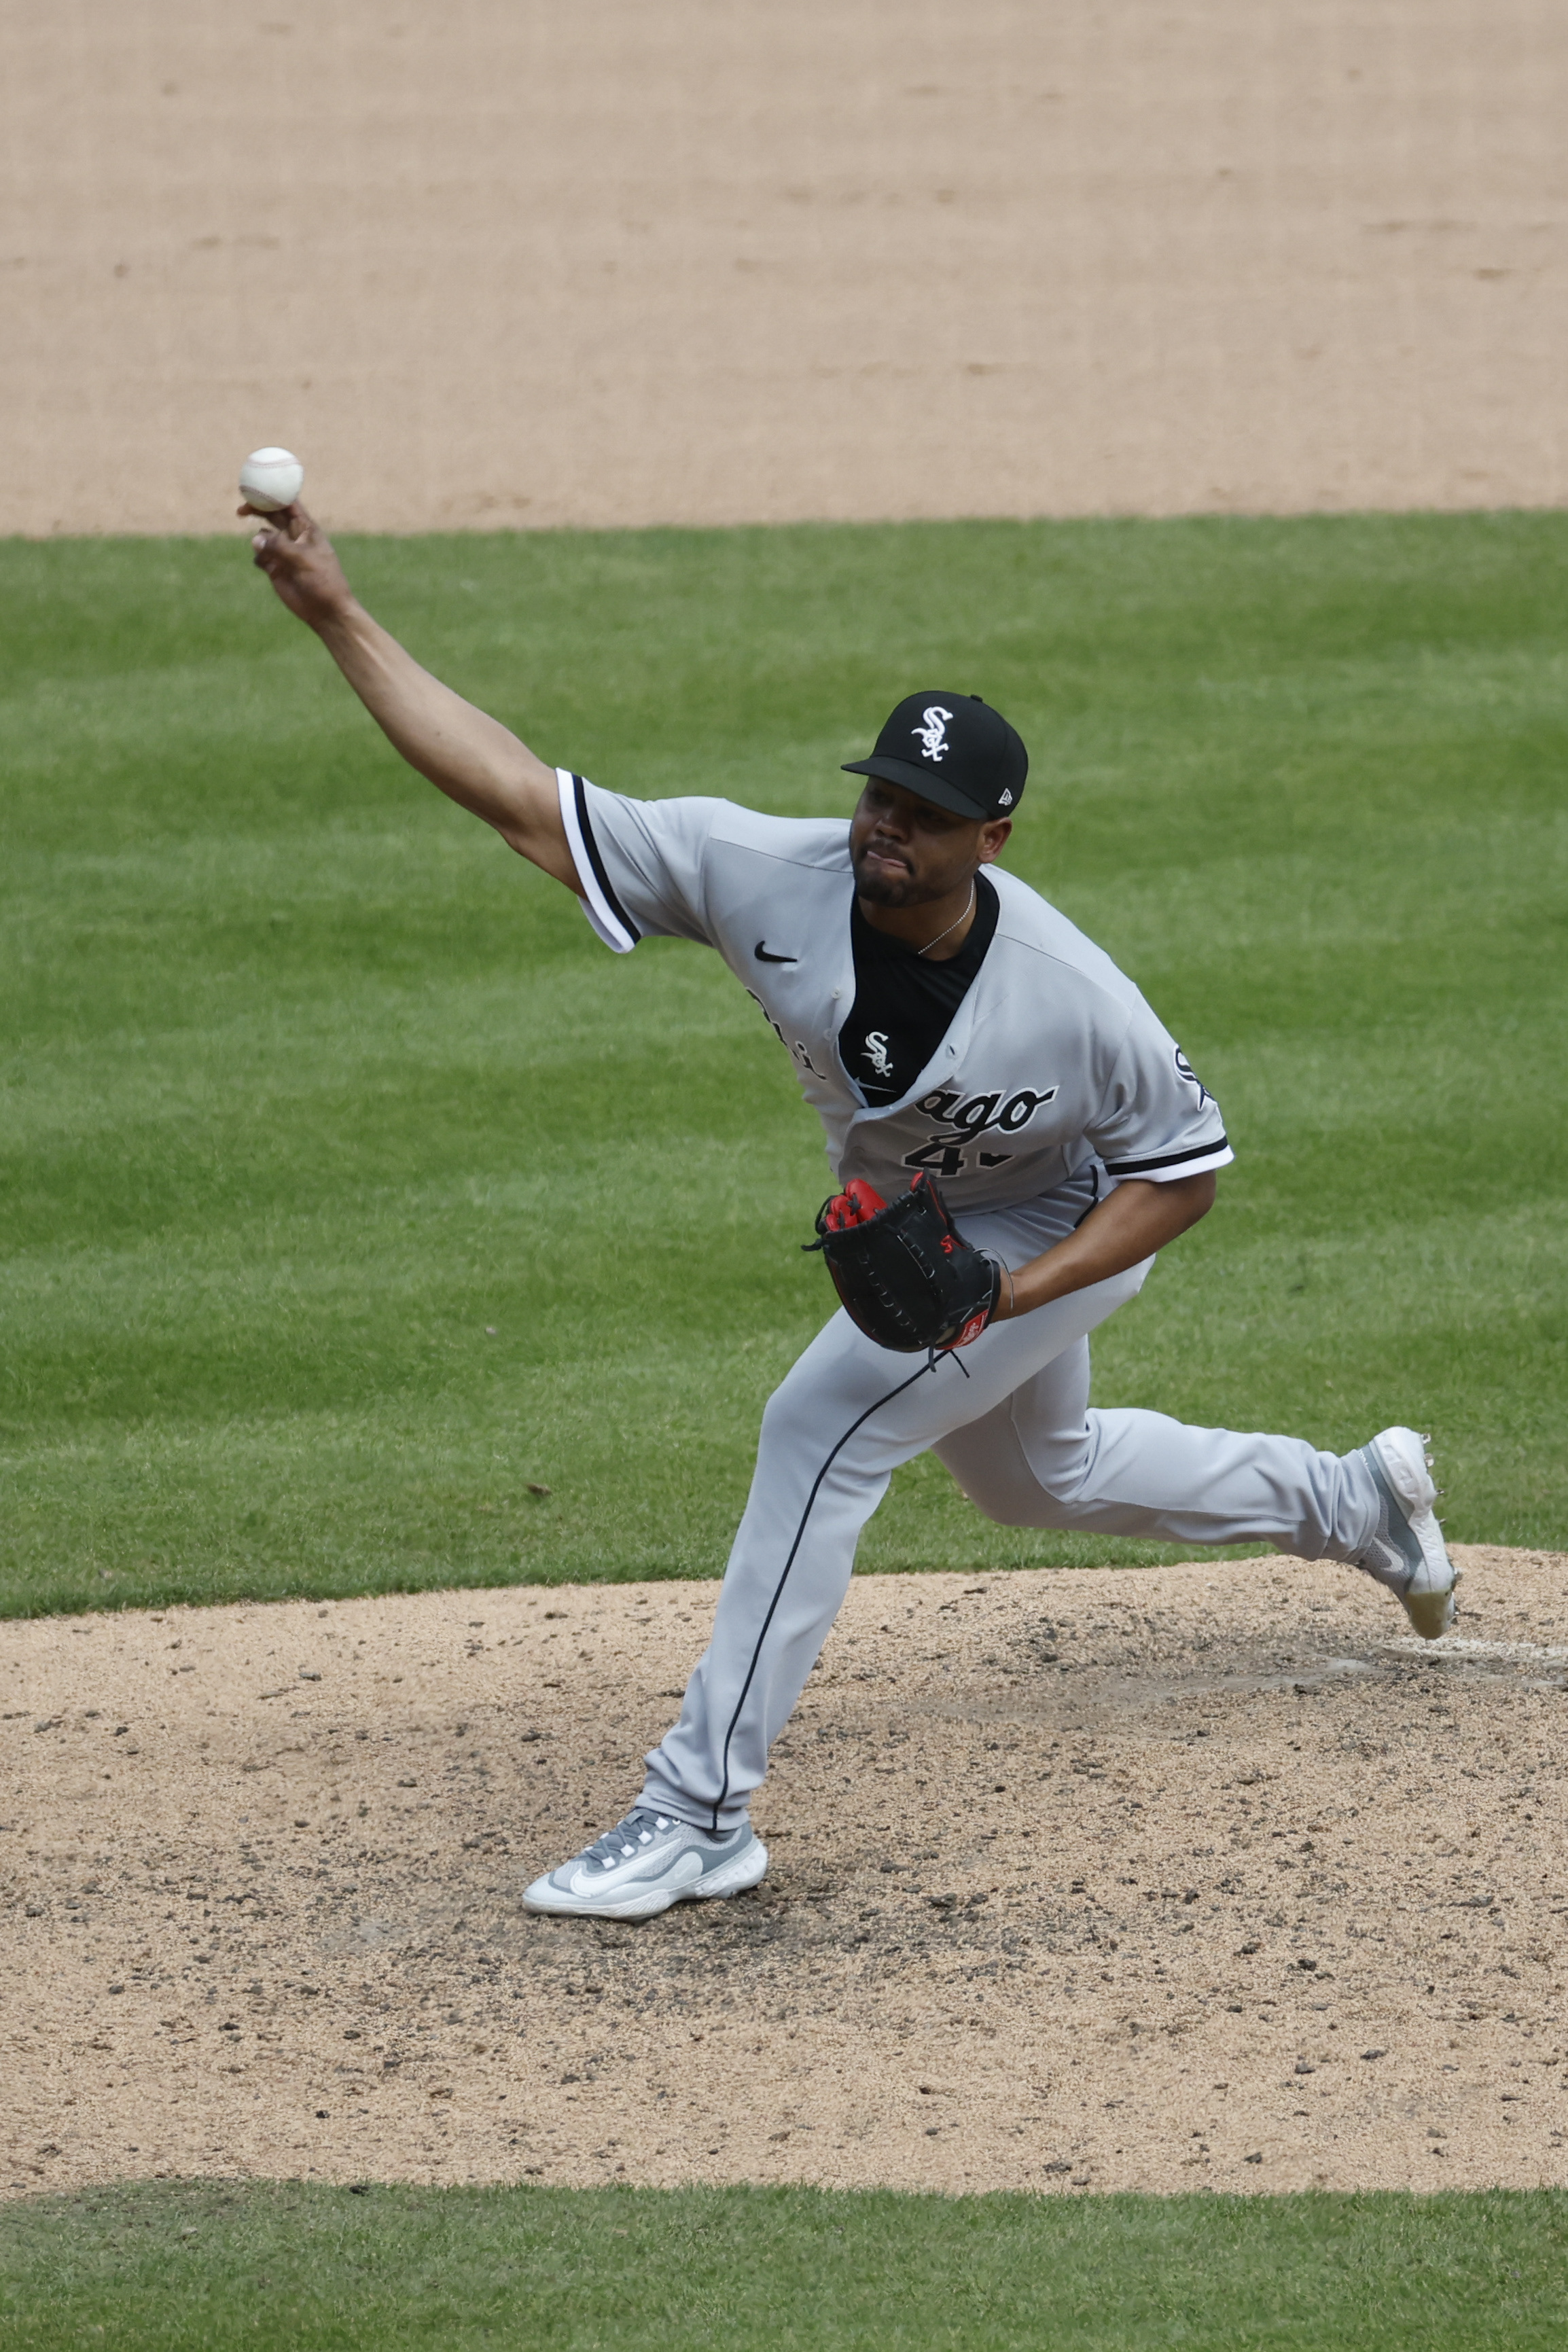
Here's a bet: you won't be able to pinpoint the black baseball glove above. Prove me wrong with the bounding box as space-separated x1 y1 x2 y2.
805 1171 1002 1353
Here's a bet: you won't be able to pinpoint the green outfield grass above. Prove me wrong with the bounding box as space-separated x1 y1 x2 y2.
2 513 1565 1616
3 2179 1567 2350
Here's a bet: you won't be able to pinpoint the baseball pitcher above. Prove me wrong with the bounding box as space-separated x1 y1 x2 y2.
247 503 1458 1923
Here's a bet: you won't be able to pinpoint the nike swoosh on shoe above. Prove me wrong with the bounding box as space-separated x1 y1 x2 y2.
567 1848 705 1899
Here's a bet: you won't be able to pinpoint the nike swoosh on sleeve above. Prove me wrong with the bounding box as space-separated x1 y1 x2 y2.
754 942 798 963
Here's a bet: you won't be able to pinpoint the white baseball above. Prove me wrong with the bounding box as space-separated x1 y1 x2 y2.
239 447 305 512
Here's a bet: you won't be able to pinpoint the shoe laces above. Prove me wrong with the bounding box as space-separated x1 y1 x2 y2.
580 1808 675 1872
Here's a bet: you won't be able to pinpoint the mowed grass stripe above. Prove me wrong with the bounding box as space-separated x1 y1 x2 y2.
1 514 1565 1616
3 2181 1567 2351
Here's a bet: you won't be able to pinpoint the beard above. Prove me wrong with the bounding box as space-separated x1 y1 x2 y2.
850 848 946 909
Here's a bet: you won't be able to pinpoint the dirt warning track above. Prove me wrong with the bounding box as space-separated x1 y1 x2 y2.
4 1547 1567 2199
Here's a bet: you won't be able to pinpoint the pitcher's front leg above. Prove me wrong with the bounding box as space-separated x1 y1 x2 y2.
640 1262 1150 1831
526 1266 1149 1917
639 1318 943 1830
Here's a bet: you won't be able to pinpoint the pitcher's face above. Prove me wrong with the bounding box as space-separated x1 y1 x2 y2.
849 779 1009 908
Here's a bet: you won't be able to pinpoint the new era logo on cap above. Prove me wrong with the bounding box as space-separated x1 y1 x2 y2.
843 692 1028 821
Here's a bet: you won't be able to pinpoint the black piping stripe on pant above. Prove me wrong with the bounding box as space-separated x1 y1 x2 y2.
1071 1162 1101 1230
709 1351 945 1830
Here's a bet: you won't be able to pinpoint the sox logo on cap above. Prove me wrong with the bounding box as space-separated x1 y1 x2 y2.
911 706 954 762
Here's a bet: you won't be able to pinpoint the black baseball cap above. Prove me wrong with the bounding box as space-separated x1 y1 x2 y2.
842 692 1027 821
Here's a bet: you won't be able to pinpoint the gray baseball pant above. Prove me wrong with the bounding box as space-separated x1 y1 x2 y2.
639 1200 1384 1833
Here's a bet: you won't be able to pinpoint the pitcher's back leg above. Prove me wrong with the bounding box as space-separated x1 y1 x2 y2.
935 1338 1381 1561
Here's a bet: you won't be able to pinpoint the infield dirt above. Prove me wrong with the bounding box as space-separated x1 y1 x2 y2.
5 1544 1567 2200
7 1 1567 535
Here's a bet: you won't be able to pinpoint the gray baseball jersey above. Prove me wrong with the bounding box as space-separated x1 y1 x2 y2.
557 770 1233 1210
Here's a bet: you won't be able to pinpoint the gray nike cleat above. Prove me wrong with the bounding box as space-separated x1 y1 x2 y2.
1353 1425 1459 1640
522 1808 768 1921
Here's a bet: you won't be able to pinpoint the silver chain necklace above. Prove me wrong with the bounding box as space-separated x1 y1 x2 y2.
915 883 976 959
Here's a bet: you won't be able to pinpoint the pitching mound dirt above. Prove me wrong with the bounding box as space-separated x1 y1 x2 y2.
5 1546 1567 2198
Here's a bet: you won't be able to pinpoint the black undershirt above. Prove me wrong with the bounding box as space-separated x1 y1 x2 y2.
838 872 1001 1105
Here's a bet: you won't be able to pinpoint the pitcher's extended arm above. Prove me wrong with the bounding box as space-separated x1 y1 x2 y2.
245 503 577 890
